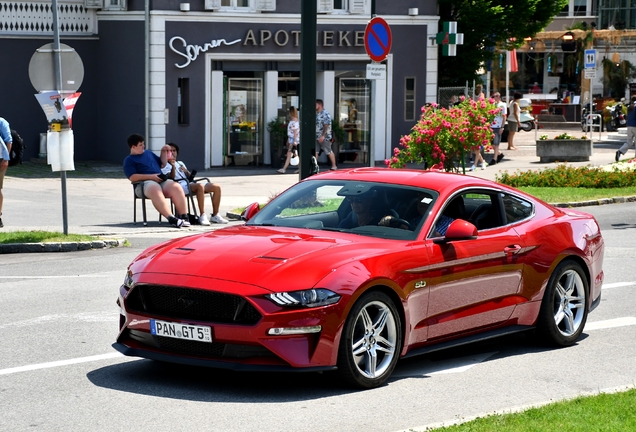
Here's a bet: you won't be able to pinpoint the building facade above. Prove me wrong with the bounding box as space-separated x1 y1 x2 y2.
0 0 439 169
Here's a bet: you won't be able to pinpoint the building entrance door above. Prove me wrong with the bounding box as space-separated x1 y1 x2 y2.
226 78 263 166
336 77 370 165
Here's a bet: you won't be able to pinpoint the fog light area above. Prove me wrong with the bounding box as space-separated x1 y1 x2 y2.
267 326 322 335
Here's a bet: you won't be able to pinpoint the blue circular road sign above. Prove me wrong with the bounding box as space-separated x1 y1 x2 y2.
364 17 392 62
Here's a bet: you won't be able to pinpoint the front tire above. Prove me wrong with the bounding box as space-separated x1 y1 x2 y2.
536 260 589 346
337 291 402 389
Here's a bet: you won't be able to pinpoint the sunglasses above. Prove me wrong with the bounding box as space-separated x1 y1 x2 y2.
347 196 370 204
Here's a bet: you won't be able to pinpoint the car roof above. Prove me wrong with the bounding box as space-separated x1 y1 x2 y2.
309 167 501 196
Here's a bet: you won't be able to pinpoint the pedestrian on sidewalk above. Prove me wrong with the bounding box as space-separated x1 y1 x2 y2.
316 99 338 170
162 143 228 225
0 116 12 228
277 106 300 174
489 92 507 165
506 92 522 150
616 96 636 161
123 133 191 228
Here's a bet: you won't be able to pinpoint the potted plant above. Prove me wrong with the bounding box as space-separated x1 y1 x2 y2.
267 116 287 168
536 133 592 162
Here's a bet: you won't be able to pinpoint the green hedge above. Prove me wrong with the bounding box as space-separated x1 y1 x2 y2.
496 164 636 188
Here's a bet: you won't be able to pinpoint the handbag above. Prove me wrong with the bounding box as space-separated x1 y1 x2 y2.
290 151 299 166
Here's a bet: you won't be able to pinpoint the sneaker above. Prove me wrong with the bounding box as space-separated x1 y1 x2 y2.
168 216 184 228
497 153 504 163
179 214 191 227
481 162 487 170
0 217 3 228
199 213 211 226
210 214 229 224
616 150 622 162
469 164 475 171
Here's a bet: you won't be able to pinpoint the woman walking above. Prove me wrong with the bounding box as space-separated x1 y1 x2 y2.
277 106 300 174
506 93 522 150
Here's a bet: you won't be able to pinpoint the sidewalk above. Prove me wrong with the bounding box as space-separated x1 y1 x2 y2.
1 125 629 240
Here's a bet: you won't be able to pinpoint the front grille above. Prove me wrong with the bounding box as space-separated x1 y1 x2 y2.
126 285 262 325
157 336 226 357
127 330 274 359
156 336 273 359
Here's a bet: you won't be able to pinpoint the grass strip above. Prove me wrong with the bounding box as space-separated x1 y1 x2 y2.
432 388 636 431
518 186 636 203
0 231 102 245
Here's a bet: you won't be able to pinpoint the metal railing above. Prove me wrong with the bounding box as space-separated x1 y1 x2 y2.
0 1 96 35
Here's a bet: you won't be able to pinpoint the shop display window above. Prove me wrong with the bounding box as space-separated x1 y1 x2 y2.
227 78 262 165
337 77 370 165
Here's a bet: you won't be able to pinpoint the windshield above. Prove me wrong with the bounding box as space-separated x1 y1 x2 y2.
246 179 438 240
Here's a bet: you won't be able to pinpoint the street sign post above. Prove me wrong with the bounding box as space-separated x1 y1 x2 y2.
364 16 392 62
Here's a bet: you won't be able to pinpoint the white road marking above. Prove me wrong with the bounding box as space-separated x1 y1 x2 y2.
0 352 124 376
1 275 114 279
602 282 636 289
392 352 497 378
0 311 119 330
585 317 636 331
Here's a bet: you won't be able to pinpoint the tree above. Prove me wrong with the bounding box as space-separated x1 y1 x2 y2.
601 59 636 99
437 0 568 86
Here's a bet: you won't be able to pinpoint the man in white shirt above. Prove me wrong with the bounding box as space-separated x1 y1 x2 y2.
489 92 507 165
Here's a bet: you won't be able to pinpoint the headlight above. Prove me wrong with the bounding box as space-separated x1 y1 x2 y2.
122 269 134 291
267 289 340 308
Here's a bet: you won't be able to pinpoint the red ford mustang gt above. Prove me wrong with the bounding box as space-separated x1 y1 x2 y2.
114 168 604 388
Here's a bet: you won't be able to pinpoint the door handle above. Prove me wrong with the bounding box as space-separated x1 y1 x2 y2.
504 245 522 255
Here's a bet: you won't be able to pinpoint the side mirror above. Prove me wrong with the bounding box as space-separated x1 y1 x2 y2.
241 202 261 221
434 219 478 244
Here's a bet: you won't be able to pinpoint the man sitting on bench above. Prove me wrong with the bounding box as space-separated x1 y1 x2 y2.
123 133 191 228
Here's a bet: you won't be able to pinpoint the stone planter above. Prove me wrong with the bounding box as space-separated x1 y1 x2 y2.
536 139 593 163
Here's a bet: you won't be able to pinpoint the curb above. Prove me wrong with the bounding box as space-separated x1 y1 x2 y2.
552 195 636 208
0 238 127 254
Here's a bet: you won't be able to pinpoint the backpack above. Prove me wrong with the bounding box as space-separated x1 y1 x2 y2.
8 129 25 167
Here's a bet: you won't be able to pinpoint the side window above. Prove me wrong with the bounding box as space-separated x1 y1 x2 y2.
464 192 500 231
502 193 533 224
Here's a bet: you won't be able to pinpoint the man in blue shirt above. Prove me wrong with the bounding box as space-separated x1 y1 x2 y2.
616 96 636 161
0 117 12 228
123 133 190 228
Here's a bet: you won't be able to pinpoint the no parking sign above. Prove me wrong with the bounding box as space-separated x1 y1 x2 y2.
364 17 392 62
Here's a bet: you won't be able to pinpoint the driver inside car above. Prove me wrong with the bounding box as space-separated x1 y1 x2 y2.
338 190 389 228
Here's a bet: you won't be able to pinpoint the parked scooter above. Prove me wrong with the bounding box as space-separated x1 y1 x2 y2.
518 98 535 131
605 99 626 132
581 102 603 132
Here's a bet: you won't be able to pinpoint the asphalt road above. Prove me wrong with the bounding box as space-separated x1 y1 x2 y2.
1 202 635 432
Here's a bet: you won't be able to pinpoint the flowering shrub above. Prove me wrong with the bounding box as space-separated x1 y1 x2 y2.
539 133 589 140
386 96 498 172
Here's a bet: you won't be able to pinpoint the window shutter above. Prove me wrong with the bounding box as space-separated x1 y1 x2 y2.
255 0 276 11
84 0 103 9
317 0 333 13
205 0 222 10
349 0 366 14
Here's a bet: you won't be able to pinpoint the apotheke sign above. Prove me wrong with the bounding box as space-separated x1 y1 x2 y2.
169 28 367 68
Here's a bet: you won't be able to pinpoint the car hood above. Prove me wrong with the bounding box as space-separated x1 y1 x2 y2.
132 225 390 291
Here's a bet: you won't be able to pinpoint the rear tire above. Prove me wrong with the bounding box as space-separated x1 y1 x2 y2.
536 260 589 347
337 291 402 389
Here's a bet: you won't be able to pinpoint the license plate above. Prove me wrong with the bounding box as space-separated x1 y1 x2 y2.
150 319 212 343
